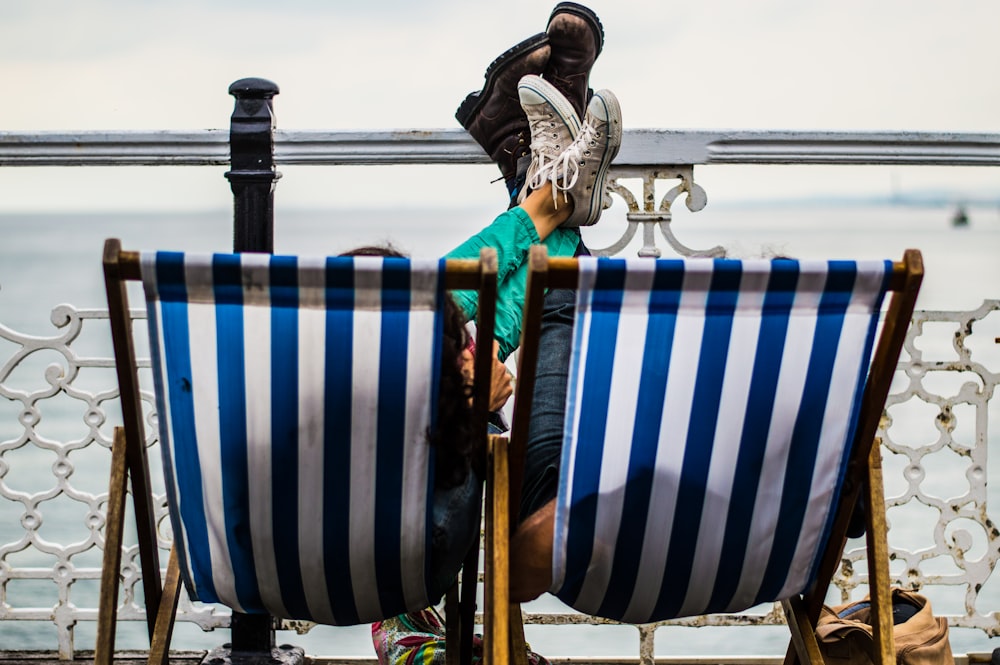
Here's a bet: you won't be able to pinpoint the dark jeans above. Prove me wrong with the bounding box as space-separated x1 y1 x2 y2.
518 285 576 523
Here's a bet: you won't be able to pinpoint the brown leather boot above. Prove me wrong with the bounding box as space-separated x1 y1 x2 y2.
544 2 604 118
455 33 550 184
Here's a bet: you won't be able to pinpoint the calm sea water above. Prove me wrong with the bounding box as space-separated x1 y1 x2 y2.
3 200 997 327
1 203 999 657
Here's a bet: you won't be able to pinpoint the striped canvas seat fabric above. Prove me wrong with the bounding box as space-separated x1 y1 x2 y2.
141 251 446 625
552 257 892 624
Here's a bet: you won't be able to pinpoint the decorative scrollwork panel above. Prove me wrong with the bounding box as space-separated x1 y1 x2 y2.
0 307 226 660
592 166 722 258
834 300 1000 633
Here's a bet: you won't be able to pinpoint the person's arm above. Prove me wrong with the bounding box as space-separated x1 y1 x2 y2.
460 340 513 412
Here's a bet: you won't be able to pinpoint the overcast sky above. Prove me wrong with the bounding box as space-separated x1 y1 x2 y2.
3 0 999 211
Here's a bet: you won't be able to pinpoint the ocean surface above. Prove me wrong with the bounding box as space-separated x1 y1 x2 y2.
1 202 999 657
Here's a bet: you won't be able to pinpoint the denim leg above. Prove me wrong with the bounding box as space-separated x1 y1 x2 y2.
518 286 576 523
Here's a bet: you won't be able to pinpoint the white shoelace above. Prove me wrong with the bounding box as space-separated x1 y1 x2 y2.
527 119 600 208
524 112 564 194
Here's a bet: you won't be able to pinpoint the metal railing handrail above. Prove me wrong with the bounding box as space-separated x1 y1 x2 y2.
2 128 1000 167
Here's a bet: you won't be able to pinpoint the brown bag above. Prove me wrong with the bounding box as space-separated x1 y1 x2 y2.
816 588 954 664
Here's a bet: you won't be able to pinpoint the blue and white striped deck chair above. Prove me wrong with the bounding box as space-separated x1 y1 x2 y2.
97 238 498 665
488 245 922 665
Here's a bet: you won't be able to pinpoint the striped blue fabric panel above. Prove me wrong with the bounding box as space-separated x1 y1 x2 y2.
141 251 445 625
551 257 890 624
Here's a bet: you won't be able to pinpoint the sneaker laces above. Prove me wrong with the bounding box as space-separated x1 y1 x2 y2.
524 112 565 194
529 119 600 208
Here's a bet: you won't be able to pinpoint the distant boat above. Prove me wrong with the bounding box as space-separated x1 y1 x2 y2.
952 205 969 227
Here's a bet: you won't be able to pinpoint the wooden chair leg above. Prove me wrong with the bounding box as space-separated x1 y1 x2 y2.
782 596 826 665
485 435 510 665
865 441 895 665
104 239 162 637
147 546 182 665
510 603 529 665
459 539 480 665
95 427 130 665
445 581 460 665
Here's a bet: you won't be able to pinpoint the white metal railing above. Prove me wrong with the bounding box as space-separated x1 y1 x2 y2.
3 129 1000 167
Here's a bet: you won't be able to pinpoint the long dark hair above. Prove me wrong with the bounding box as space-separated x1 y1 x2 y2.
340 245 477 489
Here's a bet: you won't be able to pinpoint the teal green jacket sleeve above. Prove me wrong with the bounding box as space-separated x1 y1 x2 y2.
445 207 579 360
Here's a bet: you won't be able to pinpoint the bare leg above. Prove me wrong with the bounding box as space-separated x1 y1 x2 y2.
510 499 556 602
519 182 572 242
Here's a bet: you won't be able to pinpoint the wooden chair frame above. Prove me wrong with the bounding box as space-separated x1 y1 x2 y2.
95 238 499 665
484 246 923 665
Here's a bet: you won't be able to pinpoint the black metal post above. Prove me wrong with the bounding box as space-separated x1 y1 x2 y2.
204 78 301 665
228 76 279 655
229 612 275 653
226 77 280 254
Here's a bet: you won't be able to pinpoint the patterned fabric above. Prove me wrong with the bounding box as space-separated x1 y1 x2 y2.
371 608 550 665
141 251 446 625
553 257 891 623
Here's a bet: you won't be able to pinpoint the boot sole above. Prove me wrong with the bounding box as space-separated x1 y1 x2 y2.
455 32 549 129
547 2 605 57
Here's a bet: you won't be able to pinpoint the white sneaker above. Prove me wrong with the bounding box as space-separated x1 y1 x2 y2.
549 88 622 227
516 74 582 204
